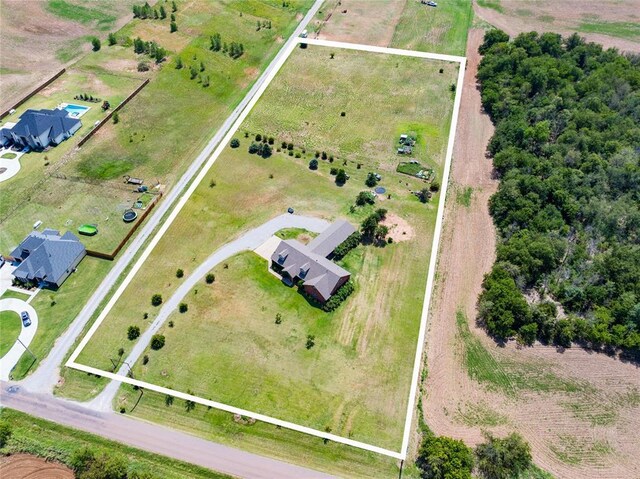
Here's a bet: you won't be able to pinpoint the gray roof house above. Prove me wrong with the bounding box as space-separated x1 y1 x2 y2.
9 228 86 289
270 220 356 303
1 108 81 151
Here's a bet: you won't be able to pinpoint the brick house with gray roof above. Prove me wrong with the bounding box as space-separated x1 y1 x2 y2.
270 220 356 303
9 228 86 289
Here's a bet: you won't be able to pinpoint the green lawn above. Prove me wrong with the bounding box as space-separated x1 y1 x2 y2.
390 0 473 56
46 0 123 30
0 290 31 301
0 311 21 358
0 408 232 479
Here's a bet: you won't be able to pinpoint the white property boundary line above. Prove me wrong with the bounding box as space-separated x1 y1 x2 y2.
67 38 466 461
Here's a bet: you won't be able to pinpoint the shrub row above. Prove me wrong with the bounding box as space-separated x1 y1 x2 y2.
333 232 361 259
322 281 354 312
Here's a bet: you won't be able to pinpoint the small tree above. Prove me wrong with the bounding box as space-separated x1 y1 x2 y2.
0 421 12 448
185 390 196 412
255 133 262 142
365 172 378 187
230 138 240 148
159 5 167 18
151 294 163 306
321 151 327 160
112 111 119 124
418 188 431 203
165 394 174 406
261 143 272 158
170 13 175 21
375 224 389 242
430 179 441 192
107 32 117 46
142 354 149 365
117 347 125 357
200 61 205 72
176 268 184 278
175 57 183 69
356 191 375 206
179 303 188 313
171 1 177 12
91 37 101 51
150 334 165 350
190 64 198 79
127 325 140 340
275 313 282 324
306 334 315 349
170 21 178 33
475 432 532 479
335 169 348 185
206 273 215 284
309 159 318 170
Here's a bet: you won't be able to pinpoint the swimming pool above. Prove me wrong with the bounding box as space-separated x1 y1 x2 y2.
63 103 90 118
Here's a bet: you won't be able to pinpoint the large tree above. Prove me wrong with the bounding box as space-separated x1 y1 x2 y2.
475 432 532 479
416 435 474 479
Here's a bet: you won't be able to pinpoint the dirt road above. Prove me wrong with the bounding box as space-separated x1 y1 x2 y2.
421 29 640 479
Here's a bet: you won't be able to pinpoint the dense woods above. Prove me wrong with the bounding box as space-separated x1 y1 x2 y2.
477 30 640 351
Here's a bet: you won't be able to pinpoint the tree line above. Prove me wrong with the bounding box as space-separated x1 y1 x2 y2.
417 429 534 479
476 30 640 351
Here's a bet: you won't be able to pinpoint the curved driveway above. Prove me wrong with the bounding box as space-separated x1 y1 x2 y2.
88 213 330 411
0 298 38 380
0 153 23 182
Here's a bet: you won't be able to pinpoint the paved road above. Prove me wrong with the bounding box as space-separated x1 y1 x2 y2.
89 214 330 411
0 298 38 381
0 383 335 479
21 0 325 396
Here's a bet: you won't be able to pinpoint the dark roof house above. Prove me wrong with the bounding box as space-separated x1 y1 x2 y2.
9 228 86 289
2 108 82 151
270 220 356 303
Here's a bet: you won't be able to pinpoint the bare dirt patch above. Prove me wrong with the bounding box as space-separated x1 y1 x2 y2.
0 454 74 479
381 212 414 243
313 0 406 46
475 0 640 53
420 29 640 478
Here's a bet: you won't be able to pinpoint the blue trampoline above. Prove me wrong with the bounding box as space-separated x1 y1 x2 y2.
375 187 386 194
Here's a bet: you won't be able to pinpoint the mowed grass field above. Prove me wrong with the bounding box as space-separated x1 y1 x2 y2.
65 0 314 186
74 45 458 455
311 0 472 56
390 0 473 55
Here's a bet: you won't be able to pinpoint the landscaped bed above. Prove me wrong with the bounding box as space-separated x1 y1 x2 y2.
73 44 458 452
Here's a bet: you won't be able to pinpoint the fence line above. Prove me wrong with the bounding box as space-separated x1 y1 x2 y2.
77 79 150 147
86 191 162 261
0 69 66 120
